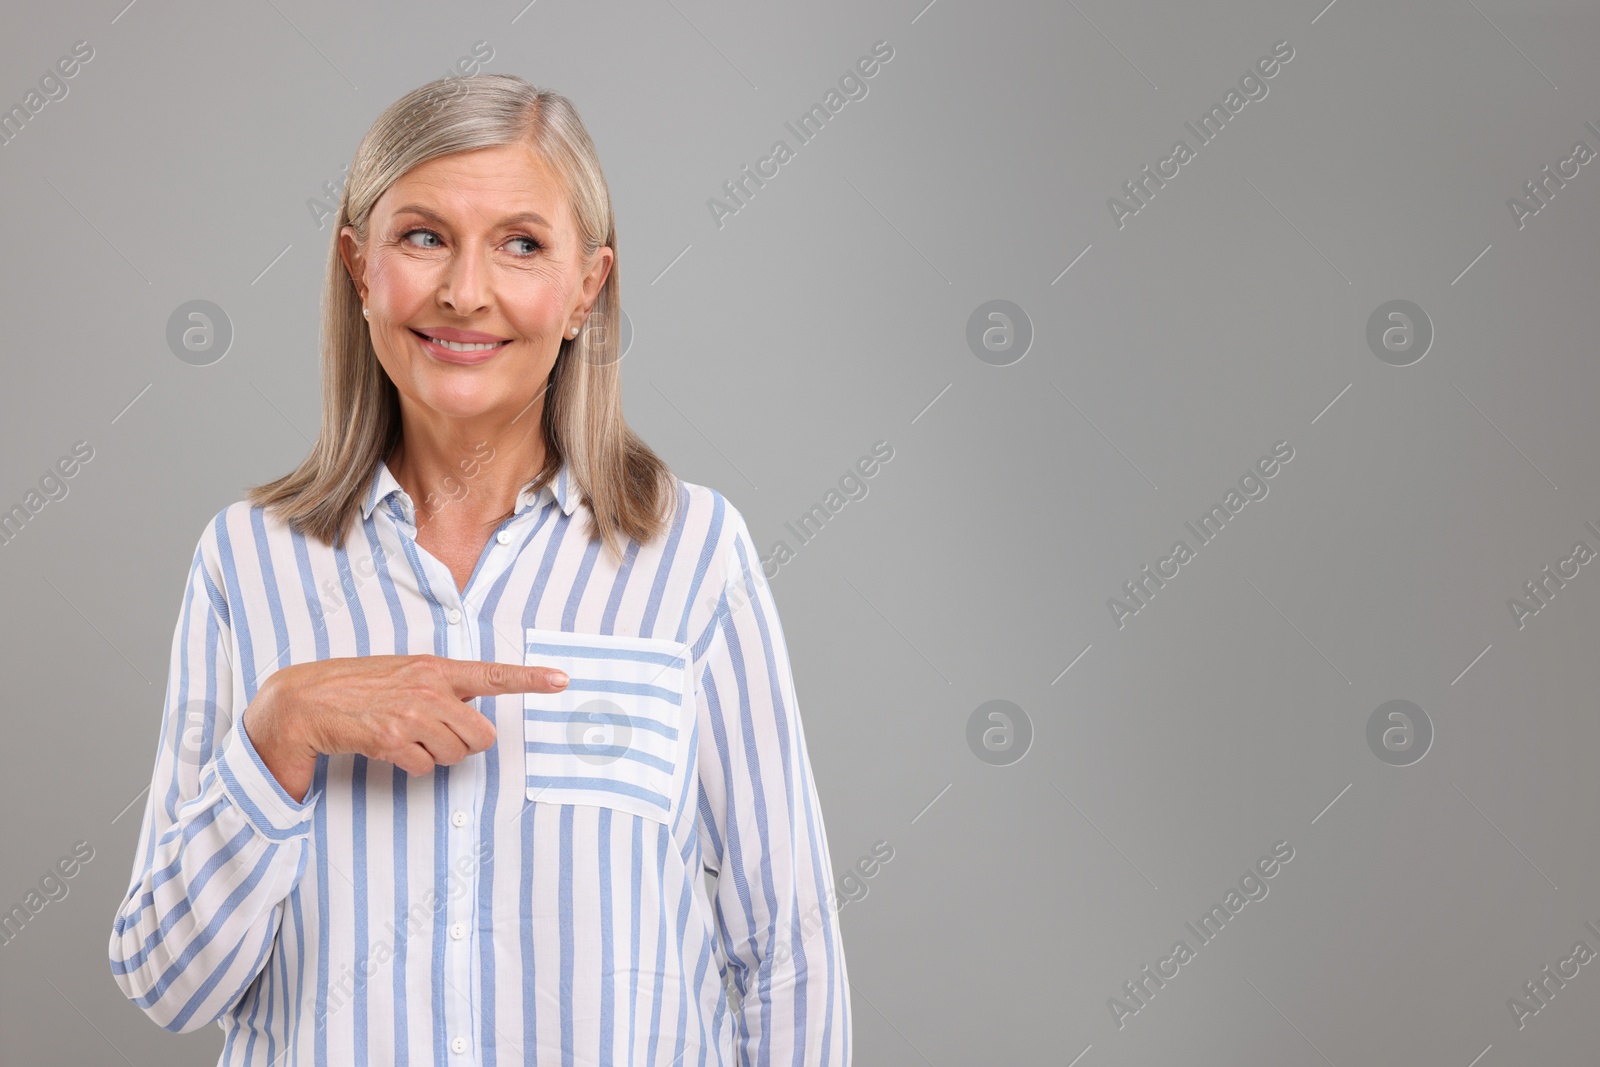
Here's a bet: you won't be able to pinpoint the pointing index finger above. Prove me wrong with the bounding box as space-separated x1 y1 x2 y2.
447 657 569 698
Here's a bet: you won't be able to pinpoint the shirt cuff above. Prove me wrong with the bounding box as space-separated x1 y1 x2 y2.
216 715 322 840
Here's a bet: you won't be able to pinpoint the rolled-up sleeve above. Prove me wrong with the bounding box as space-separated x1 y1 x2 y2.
694 505 852 1065
107 514 322 1033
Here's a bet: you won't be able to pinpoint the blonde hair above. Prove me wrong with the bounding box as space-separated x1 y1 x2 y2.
247 73 676 561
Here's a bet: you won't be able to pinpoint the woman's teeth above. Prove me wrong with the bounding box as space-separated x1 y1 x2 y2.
428 337 504 352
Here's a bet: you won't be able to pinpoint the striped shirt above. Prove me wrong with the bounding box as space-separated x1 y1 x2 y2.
107 458 852 1065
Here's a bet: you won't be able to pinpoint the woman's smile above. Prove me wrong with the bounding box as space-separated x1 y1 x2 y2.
409 325 512 365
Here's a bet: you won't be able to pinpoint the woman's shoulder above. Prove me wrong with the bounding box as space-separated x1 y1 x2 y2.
202 497 291 545
664 473 756 559
186 497 315 574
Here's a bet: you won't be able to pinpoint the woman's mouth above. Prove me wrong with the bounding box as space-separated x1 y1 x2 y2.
410 328 511 365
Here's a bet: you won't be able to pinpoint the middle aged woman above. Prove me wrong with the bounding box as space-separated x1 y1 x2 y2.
109 73 852 1066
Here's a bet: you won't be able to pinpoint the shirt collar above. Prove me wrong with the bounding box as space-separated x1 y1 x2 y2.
361 457 579 522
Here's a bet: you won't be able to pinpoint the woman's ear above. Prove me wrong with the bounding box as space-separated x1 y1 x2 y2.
338 225 368 304
579 246 613 308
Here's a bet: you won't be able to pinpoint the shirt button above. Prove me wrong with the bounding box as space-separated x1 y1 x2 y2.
496 529 512 545
447 607 463 625
451 809 467 827
450 921 467 940
451 1036 467 1054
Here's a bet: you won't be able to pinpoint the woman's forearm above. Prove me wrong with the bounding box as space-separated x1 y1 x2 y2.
109 743 315 1031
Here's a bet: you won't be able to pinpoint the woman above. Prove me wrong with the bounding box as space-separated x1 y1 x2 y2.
108 73 852 1065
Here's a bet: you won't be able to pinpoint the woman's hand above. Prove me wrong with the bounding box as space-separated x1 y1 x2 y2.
242 655 570 803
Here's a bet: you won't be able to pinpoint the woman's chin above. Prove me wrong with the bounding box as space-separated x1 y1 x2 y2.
408 383 522 422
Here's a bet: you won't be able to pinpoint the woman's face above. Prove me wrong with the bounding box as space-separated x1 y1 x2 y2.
339 143 612 430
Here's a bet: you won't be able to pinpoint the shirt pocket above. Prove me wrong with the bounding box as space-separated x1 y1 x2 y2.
522 627 693 825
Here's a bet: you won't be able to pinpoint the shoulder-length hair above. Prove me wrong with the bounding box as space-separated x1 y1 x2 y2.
247 73 676 562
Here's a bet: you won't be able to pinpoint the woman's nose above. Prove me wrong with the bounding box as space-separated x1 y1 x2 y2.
439 248 490 314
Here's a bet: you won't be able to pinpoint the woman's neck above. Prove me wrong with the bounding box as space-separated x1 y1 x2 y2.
387 426 548 533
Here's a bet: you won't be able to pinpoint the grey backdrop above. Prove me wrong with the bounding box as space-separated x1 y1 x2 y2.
3 0 1598 1063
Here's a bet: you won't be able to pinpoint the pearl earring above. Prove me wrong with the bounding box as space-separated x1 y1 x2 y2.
363 307 369 318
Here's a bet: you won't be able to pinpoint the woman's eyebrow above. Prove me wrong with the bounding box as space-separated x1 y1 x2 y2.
393 204 551 229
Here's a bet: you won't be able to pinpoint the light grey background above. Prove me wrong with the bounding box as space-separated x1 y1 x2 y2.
3 0 1598 1063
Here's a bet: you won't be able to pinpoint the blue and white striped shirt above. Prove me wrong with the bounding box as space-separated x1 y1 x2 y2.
108 459 852 1065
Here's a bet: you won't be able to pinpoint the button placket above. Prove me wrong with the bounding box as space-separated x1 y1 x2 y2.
441 580 479 1066
404 496 534 1066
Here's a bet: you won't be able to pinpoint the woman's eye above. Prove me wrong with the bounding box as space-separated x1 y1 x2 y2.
398 229 540 256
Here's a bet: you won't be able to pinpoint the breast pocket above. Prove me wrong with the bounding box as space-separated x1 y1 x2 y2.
522 627 693 825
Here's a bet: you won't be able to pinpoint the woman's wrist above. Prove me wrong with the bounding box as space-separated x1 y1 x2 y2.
243 672 319 803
